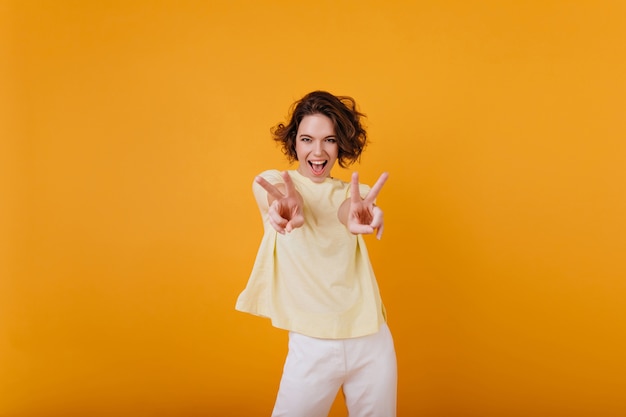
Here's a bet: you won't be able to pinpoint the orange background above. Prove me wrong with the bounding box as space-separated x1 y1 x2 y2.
2 1 625 416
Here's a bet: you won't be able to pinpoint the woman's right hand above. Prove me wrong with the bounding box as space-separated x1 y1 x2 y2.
255 171 304 234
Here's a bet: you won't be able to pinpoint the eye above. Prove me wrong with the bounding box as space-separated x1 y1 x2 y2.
325 138 337 143
300 137 311 142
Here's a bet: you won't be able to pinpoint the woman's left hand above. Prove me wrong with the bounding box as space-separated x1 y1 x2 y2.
346 172 388 240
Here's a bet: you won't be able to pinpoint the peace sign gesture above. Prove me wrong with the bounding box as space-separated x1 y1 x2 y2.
255 171 305 234
344 172 389 240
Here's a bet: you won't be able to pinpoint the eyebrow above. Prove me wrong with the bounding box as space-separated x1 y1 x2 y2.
298 133 336 139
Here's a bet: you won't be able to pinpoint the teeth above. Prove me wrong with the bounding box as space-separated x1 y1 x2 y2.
310 161 325 165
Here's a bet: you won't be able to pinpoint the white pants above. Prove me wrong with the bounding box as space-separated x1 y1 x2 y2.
271 323 397 417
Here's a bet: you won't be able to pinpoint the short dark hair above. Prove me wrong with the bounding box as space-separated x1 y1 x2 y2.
271 91 368 168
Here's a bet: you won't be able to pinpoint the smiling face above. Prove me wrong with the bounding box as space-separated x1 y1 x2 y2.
295 114 339 183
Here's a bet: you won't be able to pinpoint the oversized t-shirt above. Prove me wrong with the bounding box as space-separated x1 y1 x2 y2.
235 169 386 339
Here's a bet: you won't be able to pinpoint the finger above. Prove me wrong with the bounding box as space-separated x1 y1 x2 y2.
369 206 384 239
268 201 288 232
269 217 286 234
350 206 372 226
350 172 362 204
363 172 389 204
255 176 285 201
289 212 305 230
376 222 384 240
281 171 297 198
348 223 375 235
370 206 384 229
268 215 286 234
285 208 304 232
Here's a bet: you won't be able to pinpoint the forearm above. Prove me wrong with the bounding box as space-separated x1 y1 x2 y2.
338 198 350 226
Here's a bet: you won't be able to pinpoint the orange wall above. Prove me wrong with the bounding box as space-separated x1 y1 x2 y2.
2 1 625 416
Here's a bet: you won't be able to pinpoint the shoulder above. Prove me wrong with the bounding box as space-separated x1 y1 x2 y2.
256 169 283 184
252 169 285 192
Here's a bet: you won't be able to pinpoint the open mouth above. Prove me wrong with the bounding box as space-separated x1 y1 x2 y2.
308 160 327 175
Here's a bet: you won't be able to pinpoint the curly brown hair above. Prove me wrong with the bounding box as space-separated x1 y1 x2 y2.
271 91 368 168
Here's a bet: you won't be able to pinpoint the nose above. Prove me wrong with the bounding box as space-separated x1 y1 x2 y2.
313 140 323 155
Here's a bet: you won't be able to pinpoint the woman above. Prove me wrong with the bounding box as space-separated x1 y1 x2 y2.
236 90 397 417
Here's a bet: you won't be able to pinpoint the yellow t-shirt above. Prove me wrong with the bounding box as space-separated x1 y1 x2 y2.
235 169 386 339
